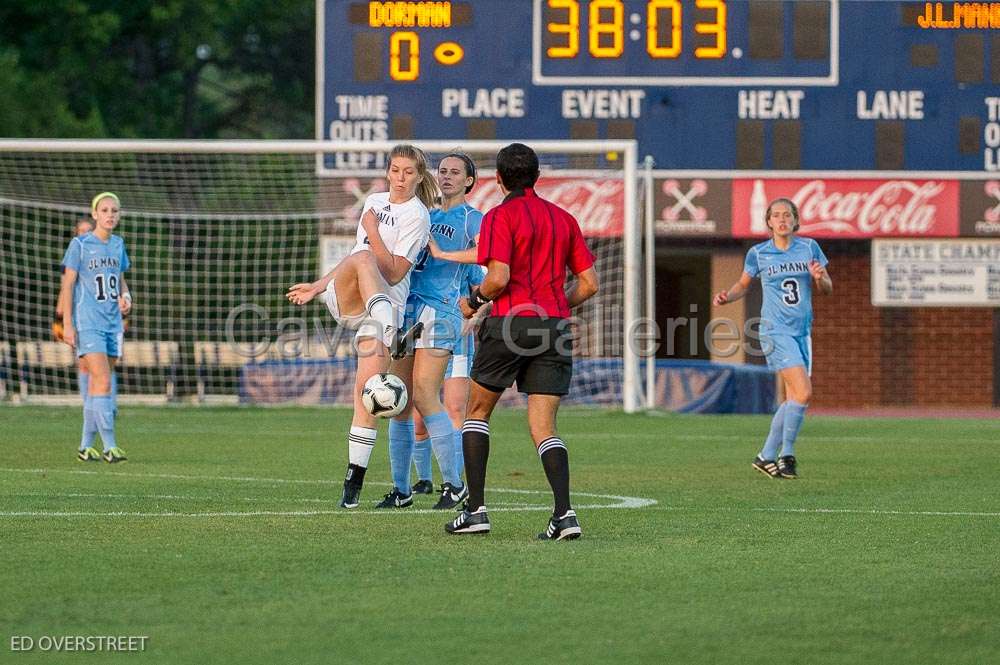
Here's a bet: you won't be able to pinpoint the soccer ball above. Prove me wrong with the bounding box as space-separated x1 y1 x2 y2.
361 373 407 418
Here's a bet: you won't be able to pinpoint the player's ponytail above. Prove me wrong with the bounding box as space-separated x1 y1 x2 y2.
388 144 440 210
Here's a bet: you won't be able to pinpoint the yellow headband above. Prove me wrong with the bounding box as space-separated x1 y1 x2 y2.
91 191 120 213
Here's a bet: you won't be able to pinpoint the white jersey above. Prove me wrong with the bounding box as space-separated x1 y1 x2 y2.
351 191 430 308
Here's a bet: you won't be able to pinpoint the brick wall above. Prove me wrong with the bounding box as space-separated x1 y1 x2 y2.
809 246 995 408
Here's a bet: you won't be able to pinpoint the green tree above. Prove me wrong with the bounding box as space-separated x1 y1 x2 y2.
0 0 313 138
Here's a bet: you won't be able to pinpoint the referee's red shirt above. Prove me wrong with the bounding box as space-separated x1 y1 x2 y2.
477 187 595 318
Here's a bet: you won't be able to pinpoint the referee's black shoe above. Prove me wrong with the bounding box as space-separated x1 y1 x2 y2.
752 456 782 479
390 322 424 359
537 509 582 541
445 503 490 535
778 455 798 479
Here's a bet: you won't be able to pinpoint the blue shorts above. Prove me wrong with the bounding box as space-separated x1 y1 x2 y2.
404 298 462 352
446 333 475 379
77 329 123 358
761 334 812 375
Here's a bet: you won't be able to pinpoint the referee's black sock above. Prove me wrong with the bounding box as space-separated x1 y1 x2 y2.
537 437 571 517
462 419 490 511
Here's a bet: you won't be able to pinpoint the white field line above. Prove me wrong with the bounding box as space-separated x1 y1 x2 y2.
0 467 657 517
9 492 542 509
751 507 1000 518
571 433 1000 443
649 506 1000 518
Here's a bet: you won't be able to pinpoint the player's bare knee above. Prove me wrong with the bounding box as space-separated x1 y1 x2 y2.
445 402 464 425
89 374 111 394
352 250 376 270
412 388 441 416
530 424 557 444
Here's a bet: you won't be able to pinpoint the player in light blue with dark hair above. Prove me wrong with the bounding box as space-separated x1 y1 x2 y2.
381 153 483 509
411 261 487 494
714 197 832 479
59 192 133 463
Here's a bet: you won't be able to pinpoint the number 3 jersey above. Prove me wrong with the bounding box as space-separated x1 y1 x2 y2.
744 236 828 337
61 232 131 333
353 191 430 308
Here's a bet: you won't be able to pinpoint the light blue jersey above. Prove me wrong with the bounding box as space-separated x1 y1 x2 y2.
744 236 827 337
61 232 130 333
410 203 482 307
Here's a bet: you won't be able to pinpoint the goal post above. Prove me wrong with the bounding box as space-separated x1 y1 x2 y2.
0 139 645 412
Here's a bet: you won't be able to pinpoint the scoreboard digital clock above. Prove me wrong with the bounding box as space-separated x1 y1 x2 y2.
318 1 1000 171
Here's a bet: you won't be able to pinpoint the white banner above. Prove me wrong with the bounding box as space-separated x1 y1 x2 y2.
872 239 1000 307
319 236 356 278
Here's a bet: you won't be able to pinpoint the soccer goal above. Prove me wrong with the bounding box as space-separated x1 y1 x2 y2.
0 139 650 411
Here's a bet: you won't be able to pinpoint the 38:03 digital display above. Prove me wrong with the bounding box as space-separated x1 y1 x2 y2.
545 0 727 60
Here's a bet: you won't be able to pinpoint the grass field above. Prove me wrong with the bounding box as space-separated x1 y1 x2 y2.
3 406 999 664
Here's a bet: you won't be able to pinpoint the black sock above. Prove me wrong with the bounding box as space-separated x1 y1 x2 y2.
462 419 490 510
345 463 367 486
538 437 571 517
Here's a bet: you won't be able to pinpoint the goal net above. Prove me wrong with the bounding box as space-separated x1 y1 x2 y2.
0 139 645 411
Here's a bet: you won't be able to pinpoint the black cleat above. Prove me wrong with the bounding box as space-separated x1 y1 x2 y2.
391 322 424 359
432 482 468 510
778 455 798 479
411 479 434 495
752 456 782 479
375 487 413 509
445 503 490 535
538 509 582 541
340 481 363 509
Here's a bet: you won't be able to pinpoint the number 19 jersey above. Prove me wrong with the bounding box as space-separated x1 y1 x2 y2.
744 236 827 337
61 232 131 333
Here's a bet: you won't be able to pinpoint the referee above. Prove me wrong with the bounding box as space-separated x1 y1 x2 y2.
445 143 599 540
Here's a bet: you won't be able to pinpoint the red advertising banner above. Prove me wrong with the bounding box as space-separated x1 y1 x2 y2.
322 176 624 238
466 177 625 237
732 178 961 238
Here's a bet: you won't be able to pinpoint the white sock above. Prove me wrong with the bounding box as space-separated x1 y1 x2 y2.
366 294 395 331
348 426 377 467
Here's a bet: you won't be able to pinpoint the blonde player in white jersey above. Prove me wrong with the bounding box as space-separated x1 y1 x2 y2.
287 144 437 508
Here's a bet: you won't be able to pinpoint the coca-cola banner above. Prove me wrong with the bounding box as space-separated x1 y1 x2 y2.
732 179 960 239
467 177 624 237
653 178 731 236
960 180 1000 236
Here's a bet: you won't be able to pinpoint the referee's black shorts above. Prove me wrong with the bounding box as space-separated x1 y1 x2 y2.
471 316 573 395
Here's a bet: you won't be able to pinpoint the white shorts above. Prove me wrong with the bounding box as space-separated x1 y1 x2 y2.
445 332 474 379
447 351 470 379
323 278 367 330
323 279 404 341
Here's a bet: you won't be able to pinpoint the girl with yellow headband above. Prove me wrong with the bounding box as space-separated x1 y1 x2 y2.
58 192 133 463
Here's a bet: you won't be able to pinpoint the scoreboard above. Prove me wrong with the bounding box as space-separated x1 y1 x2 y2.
318 1 1000 171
